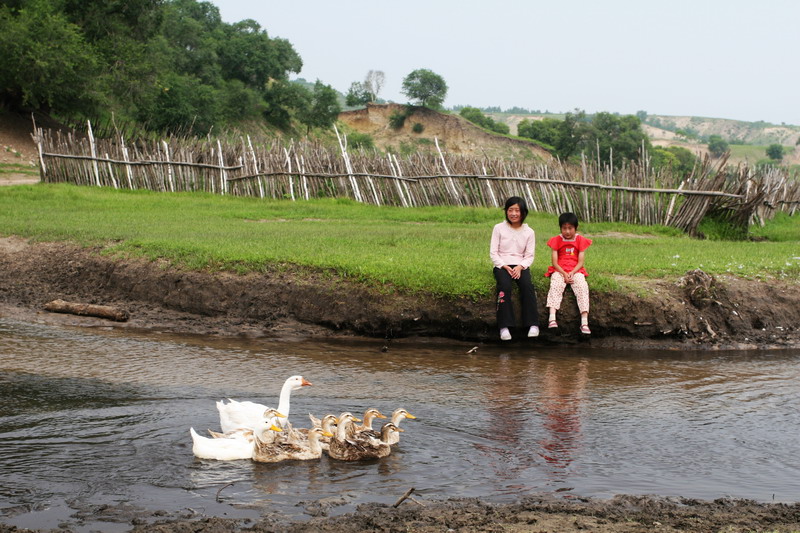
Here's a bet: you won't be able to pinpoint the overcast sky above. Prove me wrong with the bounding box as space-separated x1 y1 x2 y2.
211 0 800 125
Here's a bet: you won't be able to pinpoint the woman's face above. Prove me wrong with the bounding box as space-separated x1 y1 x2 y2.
506 204 522 225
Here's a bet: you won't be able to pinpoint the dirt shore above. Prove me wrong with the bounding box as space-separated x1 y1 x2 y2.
3 494 800 533
0 236 798 349
2 236 800 532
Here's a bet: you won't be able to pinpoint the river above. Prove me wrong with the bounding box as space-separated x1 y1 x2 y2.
1 317 799 531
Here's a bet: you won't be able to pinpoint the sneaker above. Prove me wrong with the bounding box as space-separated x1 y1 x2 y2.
527 325 540 338
500 328 512 341
580 324 591 335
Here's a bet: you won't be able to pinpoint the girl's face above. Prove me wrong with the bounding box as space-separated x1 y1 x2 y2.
506 204 522 226
560 222 577 240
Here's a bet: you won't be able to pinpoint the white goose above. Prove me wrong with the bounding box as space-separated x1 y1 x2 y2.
216 375 312 433
190 414 283 461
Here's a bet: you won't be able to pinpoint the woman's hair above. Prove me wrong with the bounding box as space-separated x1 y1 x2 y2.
504 196 528 223
558 212 579 228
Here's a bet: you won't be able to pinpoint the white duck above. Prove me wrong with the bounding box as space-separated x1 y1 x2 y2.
190 415 283 461
216 375 312 433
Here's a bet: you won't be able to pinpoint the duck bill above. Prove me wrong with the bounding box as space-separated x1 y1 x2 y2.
301 378 313 387
405 413 417 419
270 424 283 432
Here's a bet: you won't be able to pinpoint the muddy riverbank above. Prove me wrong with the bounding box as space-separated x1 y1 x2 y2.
0 236 798 350
3 494 800 532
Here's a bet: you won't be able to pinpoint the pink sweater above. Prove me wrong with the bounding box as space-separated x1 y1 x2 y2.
489 222 536 269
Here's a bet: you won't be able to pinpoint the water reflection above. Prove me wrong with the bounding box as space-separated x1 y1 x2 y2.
535 358 587 479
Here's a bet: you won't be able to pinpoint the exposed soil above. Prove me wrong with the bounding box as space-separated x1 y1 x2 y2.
1 236 799 350
339 103 552 160
3 494 800 533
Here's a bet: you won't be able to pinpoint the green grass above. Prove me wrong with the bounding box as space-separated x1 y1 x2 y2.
0 184 798 299
728 144 772 163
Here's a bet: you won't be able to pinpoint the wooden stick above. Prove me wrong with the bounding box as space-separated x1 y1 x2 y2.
393 487 416 508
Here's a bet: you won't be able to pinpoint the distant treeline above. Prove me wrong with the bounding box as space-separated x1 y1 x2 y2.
0 0 340 135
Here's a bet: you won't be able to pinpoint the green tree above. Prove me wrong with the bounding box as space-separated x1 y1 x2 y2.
296 80 341 134
345 81 371 107
588 112 652 164
766 143 784 161
517 117 562 148
0 2 100 113
707 135 729 157
401 68 448 108
459 107 509 134
652 146 697 176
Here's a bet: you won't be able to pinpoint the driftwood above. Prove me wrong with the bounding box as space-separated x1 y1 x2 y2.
43 299 129 321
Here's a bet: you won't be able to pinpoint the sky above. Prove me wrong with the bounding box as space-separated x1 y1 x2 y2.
211 0 800 125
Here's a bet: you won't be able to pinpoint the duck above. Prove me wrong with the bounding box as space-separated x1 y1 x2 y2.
385 408 417 445
207 408 286 442
327 415 402 461
216 375 312 433
290 414 338 450
190 415 283 461
252 427 332 463
354 407 387 433
359 408 417 445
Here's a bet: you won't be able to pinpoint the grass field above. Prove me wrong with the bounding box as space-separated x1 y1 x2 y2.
0 184 798 298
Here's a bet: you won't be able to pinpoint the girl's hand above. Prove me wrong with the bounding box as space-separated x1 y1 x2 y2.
564 272 574 284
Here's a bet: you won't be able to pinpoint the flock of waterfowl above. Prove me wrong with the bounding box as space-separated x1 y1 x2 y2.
189 375 416 462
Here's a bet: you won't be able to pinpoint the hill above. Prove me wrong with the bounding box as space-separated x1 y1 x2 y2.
489 111 800 167
338 104 551 161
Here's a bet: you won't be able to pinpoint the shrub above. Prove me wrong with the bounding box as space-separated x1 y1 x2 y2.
412 122 424 133
389 110 408 129
347 132 375 150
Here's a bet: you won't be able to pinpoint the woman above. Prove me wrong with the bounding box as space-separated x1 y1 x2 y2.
489 196 540 340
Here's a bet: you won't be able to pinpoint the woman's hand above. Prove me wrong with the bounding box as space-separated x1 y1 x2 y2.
505 265 523 279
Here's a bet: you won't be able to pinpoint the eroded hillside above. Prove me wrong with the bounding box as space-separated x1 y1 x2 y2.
338 104 551 161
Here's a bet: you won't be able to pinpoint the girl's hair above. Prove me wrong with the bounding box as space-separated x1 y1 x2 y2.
504 196 528 223
558 212 579 228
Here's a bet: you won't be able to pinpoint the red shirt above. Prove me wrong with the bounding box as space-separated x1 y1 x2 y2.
545 234 592 277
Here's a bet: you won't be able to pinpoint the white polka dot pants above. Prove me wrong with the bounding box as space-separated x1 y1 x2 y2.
546 272 590 313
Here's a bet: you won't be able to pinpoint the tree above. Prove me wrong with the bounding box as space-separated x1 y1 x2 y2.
345 81 371 107
588 112 652 164
766 143 784 161
0 2 100 113
363 70 385 101
459 107 509 134
517 117 562 148
296 80 341 134
707 135 729 157
401 68 448 108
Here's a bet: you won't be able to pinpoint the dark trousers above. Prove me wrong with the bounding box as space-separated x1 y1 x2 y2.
494 267 539 329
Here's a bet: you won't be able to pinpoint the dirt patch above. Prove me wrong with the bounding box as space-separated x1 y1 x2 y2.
0 236 798 349
3 494 800 532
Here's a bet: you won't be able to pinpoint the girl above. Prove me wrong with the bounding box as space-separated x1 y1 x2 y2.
489 196 540 341
545 212 592 335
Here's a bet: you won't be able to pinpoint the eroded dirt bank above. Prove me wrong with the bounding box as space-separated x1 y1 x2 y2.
1 236 799 349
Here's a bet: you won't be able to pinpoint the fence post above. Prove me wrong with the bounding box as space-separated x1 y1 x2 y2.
87 120 101 186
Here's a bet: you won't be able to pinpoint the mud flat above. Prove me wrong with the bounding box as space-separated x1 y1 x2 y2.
3 494 800 532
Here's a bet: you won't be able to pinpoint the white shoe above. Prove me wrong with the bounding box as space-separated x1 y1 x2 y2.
527 325 540 338
500 328 512 341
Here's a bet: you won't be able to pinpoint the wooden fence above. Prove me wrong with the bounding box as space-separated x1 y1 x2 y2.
33 122 800 234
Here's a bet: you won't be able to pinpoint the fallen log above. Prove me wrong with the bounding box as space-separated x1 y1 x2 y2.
43 299 129 322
